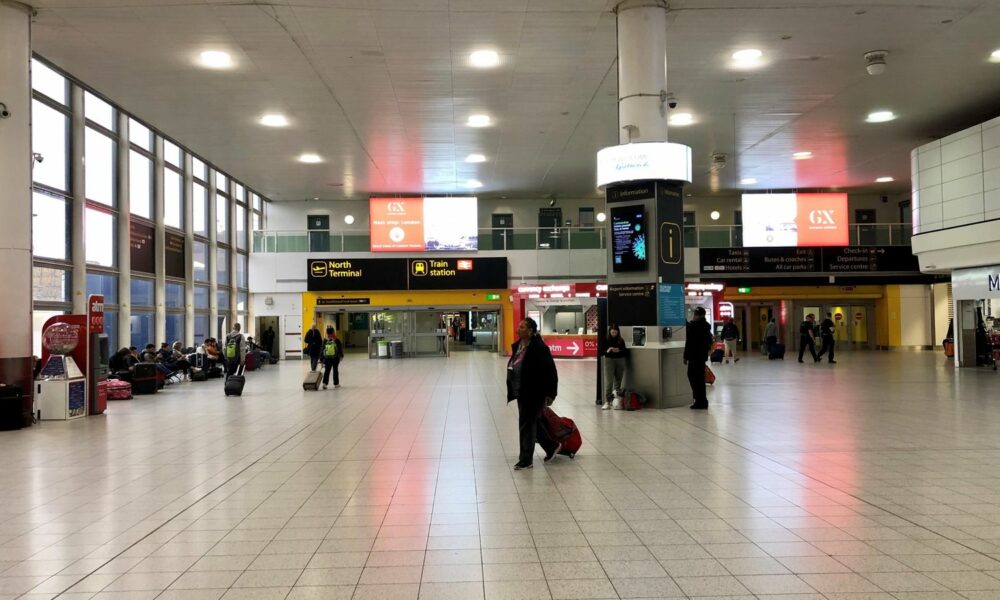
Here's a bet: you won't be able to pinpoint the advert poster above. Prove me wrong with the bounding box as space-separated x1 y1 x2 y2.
742 193 848 247
369 197 478 252
130 221 155 273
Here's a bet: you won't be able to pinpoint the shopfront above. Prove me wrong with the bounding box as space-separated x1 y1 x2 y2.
951 266 1000 368
511 283 605 358
304 257 513 358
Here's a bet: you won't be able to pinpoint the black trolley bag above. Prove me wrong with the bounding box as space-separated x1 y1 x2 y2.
224 364 246 397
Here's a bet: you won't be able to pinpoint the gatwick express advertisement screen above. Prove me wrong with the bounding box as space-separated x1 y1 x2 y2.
742 193 848 247
370 197 478 252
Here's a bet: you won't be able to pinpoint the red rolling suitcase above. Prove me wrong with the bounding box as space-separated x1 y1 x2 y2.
542 407 582 458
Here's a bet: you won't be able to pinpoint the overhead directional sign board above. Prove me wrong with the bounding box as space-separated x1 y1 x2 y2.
700 246 918 275
307 257 507 291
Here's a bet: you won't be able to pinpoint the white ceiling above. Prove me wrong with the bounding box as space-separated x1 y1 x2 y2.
28 0 1000 201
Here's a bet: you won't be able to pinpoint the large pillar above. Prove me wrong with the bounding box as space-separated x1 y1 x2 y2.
116 111 131 349
0 1 34 423
597 0 692 408
208 171 218 339
183 153 195 347
616 0 669 144
70 87 87 315
153 135 166 344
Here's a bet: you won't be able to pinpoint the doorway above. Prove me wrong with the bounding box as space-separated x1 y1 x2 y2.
538 207 563 249
801 304 872 349
308 214 330 252
855 209 877 246
492 213 513 250
254 316 280 357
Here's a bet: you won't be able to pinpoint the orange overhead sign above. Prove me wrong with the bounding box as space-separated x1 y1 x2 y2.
742 193 848 247
369 197 424 252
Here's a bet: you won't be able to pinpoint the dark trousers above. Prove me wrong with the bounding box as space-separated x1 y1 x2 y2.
225 359 241 378
308 351 320 371
766 336 777 355
817 335 835 362
686 360 707 405
516 399 558 465
798 337 818 361
322 357 340 386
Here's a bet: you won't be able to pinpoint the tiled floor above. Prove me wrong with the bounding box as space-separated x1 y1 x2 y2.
2 350 1000 599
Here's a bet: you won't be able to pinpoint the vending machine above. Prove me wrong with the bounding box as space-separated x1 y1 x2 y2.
89 333 109 415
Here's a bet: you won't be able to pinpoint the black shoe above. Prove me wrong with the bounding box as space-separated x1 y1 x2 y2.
798 359 804 363
513 462 533 470
689 403 708 410
814 357 821 363
544 443 562 462
829 360 837 364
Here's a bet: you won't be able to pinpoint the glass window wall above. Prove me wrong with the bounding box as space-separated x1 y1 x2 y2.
85 208 115 267
32 191 68 260
216 247 229 286
31 59 67 104
163 139 181 167
130 278 154 307
194 314 210 343
130 312 154 349
215 172 228 192
86 272 118 304
164 168 183 229
216 194 228 240
192 157 206 181
165 314 185 346
193 240 208 282
194 285 209 310
31 100 68 191
165 281 184 309
129 150 152 218
236 205 246 251
33 266 69 303
129 118 152 151
193 182 208 235
236 253 248 289
84 91 115 130
85 127 116 206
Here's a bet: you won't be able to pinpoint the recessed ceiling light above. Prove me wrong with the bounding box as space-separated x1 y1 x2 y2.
298 153 322 163
740 177 757 185
732 48 763 62
198 50 232 69
596 212 607 222
669 112 695 126
792 151 813 160
990 48 1000 63
260 114 289 127
469 50 500 68
464 179 483 189
876 176 894 183
866 110 896 123
467 114 492 127
710 210 721 221
465 153 487 163
344 214 355 225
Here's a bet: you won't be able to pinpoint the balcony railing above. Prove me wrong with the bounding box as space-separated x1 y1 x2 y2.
686 223 912 248
252 223 912 254
252 227 608 253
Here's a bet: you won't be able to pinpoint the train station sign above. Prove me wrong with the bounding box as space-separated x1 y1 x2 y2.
699 246 918 275
307 257 507 292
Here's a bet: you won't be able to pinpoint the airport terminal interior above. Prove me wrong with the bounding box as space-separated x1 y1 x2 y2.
3 0 1000 598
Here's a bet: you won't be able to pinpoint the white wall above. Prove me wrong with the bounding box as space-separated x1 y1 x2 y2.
932 283 951 344
898 284 933 347
912 115 1000 234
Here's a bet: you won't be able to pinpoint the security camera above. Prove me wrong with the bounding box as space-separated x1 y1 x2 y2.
665 93 677 109
864 50 888 75
0 102 10 119
32 152 43 164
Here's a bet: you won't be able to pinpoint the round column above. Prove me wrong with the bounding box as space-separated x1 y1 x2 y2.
615 0 669 144
0 1 35 422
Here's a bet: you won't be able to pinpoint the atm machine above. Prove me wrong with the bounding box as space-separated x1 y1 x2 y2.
89 333 109 415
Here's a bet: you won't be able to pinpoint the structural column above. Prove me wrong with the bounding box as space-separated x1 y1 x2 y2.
208 171 218 339
116 111 131 349
183 153 195 347
70 87 87 315
598 0 692 408
0 0 35 423
153 136 166 344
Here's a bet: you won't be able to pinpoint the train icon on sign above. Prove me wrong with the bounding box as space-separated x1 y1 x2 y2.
412 260 428 276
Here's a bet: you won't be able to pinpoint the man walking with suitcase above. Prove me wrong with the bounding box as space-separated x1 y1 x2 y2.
223 323 246 379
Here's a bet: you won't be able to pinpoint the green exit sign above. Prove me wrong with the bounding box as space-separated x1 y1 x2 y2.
485 293 501 301
737 287 752 294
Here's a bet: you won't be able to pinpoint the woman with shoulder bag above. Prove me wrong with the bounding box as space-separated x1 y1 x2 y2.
506 318 561 470
601 324 628 410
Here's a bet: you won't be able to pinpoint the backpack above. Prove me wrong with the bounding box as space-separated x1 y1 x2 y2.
224 335 241 359
622 390 644 411
324 340 337 357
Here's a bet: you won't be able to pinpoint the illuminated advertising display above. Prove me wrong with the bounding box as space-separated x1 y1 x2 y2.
610 204 648 272
742 193 848 247
369 197 478 252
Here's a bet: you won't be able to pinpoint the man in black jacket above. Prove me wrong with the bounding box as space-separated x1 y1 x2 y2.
815 312 837 364
507 318 560 469
303 324 322 371
683 307 713 410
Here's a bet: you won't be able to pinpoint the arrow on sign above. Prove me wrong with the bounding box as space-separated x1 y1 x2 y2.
567 342 580 355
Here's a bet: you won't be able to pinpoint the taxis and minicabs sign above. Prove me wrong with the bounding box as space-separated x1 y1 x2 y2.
307 257 507 292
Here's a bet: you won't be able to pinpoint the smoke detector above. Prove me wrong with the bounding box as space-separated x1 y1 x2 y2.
864 50 888 75
711 153 728 170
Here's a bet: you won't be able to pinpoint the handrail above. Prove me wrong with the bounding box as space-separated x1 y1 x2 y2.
687 222 912 248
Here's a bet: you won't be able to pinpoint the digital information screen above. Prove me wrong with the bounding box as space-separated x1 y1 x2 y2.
611 204 648 273
742 193 848 247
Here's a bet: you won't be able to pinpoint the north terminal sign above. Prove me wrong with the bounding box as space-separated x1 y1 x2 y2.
307 257 507 292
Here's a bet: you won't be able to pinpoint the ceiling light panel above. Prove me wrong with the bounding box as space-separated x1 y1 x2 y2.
469 49 500 68
198 50 232 69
